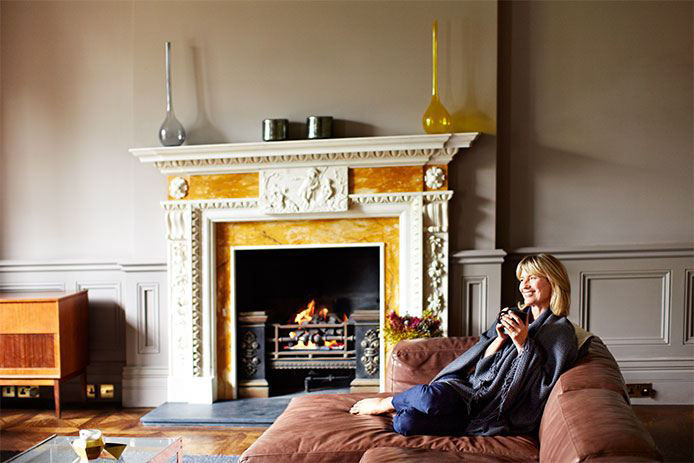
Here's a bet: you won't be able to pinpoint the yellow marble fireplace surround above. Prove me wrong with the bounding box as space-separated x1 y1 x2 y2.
131 133 477 403
215 217 399 399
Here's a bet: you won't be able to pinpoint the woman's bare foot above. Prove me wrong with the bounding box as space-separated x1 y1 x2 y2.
349 397 394 415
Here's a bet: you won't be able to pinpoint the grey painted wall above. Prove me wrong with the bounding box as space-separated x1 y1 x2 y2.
498 0 693 249
0 0 497 260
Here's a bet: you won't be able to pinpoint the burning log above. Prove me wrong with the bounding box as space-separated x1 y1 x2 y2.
277 299 351 350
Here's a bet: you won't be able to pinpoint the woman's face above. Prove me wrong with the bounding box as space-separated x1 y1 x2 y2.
519 270 552 308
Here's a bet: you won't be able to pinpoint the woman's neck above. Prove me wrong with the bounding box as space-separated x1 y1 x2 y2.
531 305 549 320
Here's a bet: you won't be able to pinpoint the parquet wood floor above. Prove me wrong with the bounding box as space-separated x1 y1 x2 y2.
1 405 692 461
632 405 693 463
0 407 264 456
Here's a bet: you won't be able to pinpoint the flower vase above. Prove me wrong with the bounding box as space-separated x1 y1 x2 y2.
159 41 186 147
422 20 452 134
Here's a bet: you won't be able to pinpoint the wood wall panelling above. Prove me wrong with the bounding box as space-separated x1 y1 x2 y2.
137 283 160 354
580 271 671 346
463 276 487 336
0 283 65 292
76 282 124 363
451 252 505 338
685 269 694 344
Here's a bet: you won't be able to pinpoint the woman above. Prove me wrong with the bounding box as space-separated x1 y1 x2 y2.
349 254 578 436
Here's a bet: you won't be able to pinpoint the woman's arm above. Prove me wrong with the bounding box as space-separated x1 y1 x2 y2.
484 336 506 357
484 316 511 357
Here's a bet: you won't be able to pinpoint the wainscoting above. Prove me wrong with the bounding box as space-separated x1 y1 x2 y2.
452 245 694 404
3 245 692 406
0 260 168 407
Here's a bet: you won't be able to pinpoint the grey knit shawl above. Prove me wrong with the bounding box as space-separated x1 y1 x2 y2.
432 307 577 436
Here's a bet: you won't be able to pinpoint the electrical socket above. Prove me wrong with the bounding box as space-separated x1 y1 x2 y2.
99 384 114 399
17 386 31 398
86 384 96 399
1 386 15 398
626 383 656 398
28 386 40 398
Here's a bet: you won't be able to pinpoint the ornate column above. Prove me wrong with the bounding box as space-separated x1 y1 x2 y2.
164 204 194 402
423 189 453 330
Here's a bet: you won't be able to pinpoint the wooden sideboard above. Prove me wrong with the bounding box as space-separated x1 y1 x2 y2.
0 290 89 417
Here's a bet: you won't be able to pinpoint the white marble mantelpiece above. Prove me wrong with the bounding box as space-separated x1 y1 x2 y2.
130 133 478 174
131 133 478 403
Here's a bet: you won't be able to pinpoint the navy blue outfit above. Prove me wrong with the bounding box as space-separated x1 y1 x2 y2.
392 374 468 436
391 307 578 437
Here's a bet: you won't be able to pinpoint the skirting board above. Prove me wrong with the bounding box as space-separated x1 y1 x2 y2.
623 370 694 405
122 367 168 407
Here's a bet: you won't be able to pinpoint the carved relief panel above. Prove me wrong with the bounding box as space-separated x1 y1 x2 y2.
260 166 348 214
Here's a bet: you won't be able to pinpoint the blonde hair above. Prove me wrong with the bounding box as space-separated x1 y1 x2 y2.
516 254 570 317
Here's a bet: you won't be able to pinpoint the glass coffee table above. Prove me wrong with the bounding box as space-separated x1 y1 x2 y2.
6 435 182 462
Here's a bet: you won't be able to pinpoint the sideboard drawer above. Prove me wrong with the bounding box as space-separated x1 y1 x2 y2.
0 303 57 333
0 334 56 368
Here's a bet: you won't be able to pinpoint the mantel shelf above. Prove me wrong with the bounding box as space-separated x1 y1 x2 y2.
130 132 479 175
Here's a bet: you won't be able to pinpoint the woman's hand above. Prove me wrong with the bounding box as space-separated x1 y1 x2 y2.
500 312 529 353
485 311 511 357
349 397 394 415
495 320 510 340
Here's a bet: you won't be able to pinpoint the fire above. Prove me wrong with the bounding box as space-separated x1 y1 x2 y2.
284 300 348 351
289 339 341 350
294 339 317 349
294 300 316 325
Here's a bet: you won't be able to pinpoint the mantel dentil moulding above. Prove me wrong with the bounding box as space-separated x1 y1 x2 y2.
260 166 348 214
132 133 479 175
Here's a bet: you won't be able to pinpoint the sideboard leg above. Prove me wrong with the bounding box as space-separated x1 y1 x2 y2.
53 380 61 418
80 371 87 402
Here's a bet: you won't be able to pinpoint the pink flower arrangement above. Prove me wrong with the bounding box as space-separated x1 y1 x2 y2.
383 310 443 344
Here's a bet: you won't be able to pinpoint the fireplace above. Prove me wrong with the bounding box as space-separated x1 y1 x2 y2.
233 244 382 396
234 244 381 321
130 133 478 403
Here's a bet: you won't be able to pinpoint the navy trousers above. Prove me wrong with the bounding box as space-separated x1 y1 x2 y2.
391 378 467 436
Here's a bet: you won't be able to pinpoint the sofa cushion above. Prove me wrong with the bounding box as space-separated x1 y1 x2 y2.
240 393 539 463
387 337 480 393
358 446 526 462
539 388 661 462
552 337 629 401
